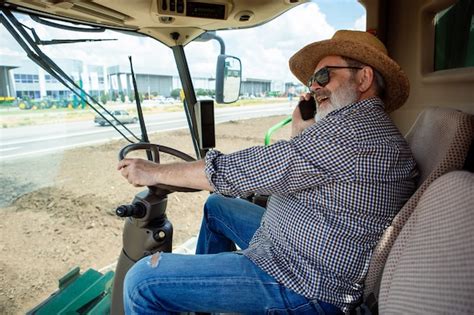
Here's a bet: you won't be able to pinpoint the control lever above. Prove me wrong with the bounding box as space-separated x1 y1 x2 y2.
115 202 146 218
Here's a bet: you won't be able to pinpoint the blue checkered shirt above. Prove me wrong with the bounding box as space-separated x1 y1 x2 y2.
204 97 418 312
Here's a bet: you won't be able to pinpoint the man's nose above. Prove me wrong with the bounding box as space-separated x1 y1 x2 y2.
309 83 322 94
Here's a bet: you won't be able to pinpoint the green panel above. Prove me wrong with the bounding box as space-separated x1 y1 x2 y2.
59 266 81 289
57 271 114 314
31 269 103 315
86 291 112 315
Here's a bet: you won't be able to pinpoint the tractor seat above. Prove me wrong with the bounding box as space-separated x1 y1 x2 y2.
362 107 474 311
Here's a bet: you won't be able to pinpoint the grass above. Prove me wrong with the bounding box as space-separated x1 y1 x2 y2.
0 98 289 128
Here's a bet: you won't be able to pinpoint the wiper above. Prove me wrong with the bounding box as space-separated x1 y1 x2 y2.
0 9 141 143
129 56 154 161
34 38 117 45
30 14 106 33
30 27 117 45
27 16 117 45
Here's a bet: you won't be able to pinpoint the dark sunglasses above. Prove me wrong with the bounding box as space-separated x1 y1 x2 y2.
307 66 363 88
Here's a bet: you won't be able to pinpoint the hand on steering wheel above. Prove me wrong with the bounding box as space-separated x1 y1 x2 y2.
119 142 201 194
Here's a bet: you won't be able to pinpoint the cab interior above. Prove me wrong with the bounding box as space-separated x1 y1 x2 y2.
0 0 473 313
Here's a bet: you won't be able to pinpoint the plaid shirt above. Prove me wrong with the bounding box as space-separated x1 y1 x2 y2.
204 97 418 312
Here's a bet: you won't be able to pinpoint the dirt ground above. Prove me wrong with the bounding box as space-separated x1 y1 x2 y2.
0 115 291 314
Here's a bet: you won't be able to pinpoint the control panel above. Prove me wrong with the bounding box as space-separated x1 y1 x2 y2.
157 0 229 20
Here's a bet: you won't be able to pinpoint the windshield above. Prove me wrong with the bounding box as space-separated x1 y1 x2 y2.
0 1 366 312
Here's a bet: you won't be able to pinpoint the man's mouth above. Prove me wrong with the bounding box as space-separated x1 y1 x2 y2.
316 95 329 104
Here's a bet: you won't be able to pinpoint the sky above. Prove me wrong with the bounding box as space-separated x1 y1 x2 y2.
0 0 366 84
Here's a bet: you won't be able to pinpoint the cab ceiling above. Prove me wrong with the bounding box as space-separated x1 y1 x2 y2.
1 0 309 46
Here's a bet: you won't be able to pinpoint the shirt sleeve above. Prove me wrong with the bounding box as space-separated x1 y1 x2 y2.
204 119 359 197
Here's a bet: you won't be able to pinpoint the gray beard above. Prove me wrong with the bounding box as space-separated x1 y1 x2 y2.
315 81 359 122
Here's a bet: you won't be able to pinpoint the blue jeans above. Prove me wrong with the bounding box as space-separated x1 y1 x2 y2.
123 194 342 314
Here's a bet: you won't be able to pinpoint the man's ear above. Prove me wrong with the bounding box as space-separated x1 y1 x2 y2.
357 66 374 93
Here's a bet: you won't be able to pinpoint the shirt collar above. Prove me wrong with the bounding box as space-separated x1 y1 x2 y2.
325 96 384 119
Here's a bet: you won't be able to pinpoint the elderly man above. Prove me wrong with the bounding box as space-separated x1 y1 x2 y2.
118 30 418 314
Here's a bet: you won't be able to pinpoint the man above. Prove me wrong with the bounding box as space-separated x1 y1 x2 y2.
118 30 418 314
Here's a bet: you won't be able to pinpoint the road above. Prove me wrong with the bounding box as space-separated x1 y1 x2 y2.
0 103 293 161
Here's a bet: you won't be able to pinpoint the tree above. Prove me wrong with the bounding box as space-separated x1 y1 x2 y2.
170 88 181 99
128 92 135 103
100 91 109 105
196 88 206 96
111 91 118 102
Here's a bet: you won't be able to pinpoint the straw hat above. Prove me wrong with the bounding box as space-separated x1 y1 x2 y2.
289 30 409 112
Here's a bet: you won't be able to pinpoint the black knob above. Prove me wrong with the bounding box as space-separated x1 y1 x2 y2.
115 202 146 218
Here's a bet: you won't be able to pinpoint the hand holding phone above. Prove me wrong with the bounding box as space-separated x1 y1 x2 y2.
298 96 316 120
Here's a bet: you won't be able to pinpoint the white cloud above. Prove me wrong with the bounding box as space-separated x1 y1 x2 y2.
215 3 336 82
0 46 24 58
0 25 26 57
353 14 367 31
0 2 365 84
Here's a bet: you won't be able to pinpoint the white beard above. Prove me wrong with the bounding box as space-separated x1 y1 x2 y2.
315 80 359 122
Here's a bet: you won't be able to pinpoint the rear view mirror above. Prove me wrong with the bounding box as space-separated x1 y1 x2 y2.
215 55 241 103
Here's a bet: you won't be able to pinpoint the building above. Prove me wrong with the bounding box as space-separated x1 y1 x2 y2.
0 55 292 103
107 64 173 98
1 55 107 101
240 78 272 97
0 57 18 98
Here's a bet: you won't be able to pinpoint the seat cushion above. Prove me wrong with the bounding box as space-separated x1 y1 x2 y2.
379 171 474 313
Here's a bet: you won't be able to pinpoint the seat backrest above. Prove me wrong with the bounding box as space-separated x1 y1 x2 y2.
379 171 474 313
363 107 473 305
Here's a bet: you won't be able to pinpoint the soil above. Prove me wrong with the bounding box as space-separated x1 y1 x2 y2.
0 115 291 314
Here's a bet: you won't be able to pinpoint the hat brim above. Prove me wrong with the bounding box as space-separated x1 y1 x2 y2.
289 38 409 112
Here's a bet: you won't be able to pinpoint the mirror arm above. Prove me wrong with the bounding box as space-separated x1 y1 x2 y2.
196 31 225 54
211 34 225 55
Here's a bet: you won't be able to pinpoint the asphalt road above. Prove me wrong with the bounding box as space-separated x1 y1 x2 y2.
0 103 293 161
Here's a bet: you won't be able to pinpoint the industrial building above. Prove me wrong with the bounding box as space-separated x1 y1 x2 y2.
0 55 301 104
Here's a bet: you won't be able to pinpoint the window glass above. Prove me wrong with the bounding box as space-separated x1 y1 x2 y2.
45 74 59 83
434 0 474 70
16 90 37 98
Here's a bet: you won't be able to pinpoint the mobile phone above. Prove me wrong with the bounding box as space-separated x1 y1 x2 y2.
298 96 316 120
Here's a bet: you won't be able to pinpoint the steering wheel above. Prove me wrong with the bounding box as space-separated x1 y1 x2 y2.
119 142 200 194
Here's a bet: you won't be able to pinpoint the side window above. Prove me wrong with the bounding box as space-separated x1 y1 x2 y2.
434 0 474 70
